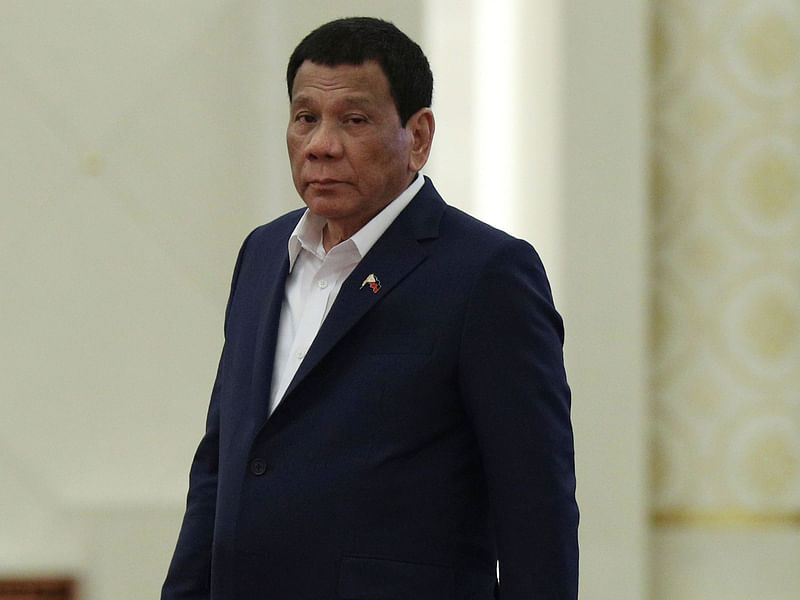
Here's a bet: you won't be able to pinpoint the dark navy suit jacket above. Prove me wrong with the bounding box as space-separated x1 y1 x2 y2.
162 179 578 599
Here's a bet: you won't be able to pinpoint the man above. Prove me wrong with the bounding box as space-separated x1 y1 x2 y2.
163 17 578 600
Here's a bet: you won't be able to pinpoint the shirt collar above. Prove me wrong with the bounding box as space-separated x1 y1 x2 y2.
287 173 424 271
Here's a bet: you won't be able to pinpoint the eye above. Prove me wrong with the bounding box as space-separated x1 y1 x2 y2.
345 115 368 125
294 112 316 124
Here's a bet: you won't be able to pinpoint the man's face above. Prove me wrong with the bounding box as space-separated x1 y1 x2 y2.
287 60 416 234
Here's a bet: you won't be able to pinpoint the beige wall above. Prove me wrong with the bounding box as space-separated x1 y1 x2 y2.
2 2 422 598
3 0 796 598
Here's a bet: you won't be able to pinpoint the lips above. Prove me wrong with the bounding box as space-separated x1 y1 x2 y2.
305 178 351 194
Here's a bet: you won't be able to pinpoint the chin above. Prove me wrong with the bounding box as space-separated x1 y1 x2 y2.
302 193 354 218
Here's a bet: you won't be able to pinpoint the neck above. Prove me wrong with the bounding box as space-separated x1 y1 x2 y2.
320 207 385 252
322 223 350 252
320 173 419 252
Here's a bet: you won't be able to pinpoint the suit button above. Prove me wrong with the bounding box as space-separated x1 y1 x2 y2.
249 458 267 476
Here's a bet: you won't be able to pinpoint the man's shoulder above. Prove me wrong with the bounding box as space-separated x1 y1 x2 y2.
252 208 305 237
437 202 537 263
440 203 513 240
228 208 305 276
241 208 305 249
412 178 525 249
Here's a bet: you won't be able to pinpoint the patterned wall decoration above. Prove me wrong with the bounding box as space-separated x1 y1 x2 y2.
651 0 799 520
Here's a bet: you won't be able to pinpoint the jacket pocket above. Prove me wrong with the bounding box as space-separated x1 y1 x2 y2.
338 555 454 600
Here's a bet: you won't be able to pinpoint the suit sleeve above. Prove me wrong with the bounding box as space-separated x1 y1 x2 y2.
458 237 579 599
161 233 251 600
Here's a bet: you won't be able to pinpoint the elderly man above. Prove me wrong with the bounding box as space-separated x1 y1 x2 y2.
163 16 578 600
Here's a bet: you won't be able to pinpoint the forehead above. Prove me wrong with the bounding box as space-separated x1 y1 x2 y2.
290 60 392 104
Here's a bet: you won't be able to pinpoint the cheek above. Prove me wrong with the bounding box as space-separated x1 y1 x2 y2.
286 129 306 155
287 146 305 179
357 139 400 169
286 135 299 159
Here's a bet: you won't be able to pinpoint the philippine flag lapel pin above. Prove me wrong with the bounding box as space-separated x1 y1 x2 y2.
360 273 381 294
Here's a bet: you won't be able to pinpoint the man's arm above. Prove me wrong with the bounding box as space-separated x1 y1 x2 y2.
458 237 579 599
161 389 220 599
161 234 252 599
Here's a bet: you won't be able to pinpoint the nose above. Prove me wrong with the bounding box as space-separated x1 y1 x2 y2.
305 120 343 160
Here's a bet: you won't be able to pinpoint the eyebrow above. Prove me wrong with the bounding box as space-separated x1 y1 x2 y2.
290 94 375 109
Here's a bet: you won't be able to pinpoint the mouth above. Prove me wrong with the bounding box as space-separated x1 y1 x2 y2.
308 178 345 187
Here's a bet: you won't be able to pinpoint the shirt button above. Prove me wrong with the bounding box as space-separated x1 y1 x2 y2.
249 458 267 476
318 279 328 289
295 350 306 360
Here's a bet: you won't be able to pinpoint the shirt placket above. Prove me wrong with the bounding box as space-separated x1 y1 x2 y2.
288 255 339 367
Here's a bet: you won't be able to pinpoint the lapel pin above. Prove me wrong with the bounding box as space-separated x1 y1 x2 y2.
360 273 381 294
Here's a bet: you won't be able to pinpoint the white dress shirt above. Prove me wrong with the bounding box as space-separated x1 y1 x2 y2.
268 173 425 415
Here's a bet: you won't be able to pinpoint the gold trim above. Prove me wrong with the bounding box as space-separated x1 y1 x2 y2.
652 509 800 528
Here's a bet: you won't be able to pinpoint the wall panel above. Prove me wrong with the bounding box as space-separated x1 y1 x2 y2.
651 0 800 596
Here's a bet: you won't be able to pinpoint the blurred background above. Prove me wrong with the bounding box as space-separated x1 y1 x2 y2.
1 0 797 598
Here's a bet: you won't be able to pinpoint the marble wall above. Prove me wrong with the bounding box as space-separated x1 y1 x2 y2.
651 0 800 596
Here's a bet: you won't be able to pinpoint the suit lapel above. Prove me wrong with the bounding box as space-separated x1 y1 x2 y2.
240 214 301 427
250 254 289 416
277 179 445 407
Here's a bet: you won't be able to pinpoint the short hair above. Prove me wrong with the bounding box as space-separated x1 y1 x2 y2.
287 17 433 125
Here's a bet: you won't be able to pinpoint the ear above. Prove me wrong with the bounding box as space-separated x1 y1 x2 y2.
405 108 435 172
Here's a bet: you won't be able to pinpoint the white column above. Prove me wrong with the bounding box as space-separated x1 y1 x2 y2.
424 1 651 598
424 0 563 293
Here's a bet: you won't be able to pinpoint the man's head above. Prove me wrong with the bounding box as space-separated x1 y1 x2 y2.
286 18 435 244
287 17 433 126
